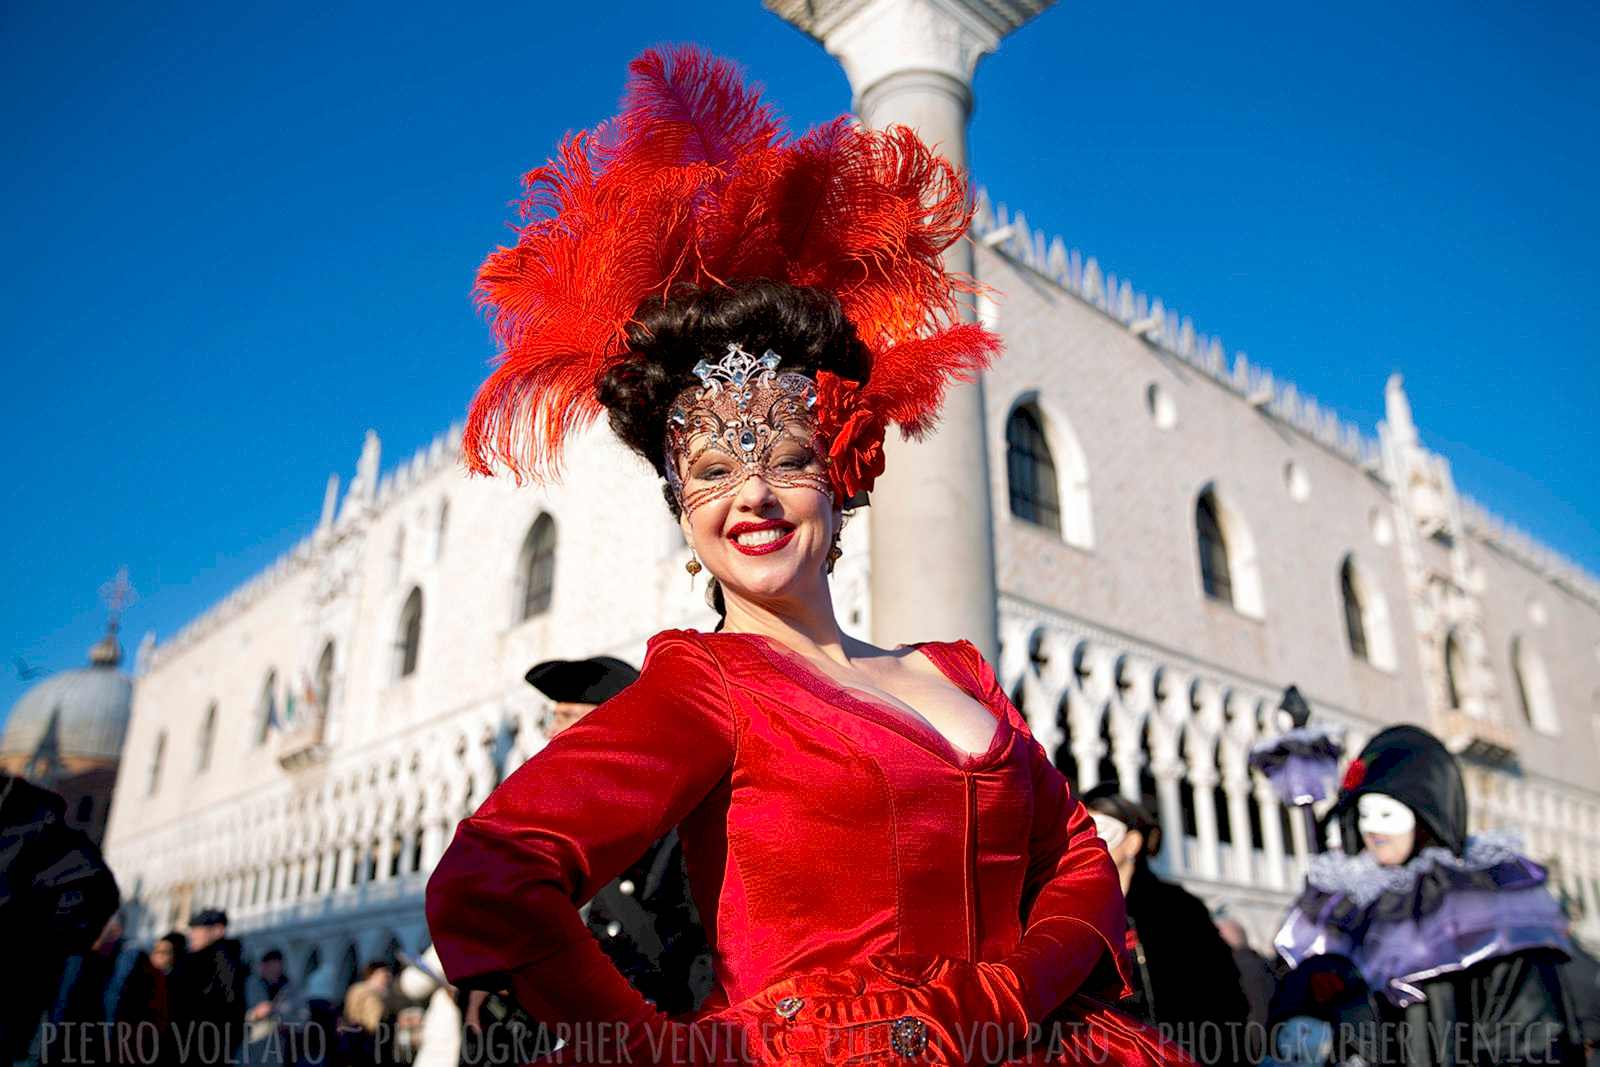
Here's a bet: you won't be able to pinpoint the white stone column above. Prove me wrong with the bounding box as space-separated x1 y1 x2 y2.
1186 759 1222 881
336 842 355 892
422 820 447 872
1221 767 1255 886
1253 778 1287 890
770 0 1056 658
1287 803 1312 879
1150 757 1186 875
376 835 395 883
1221 692 1259 886
1068 703 1104 794
1187 682 1225 880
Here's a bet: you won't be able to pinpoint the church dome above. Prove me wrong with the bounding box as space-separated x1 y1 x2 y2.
2 629 133 764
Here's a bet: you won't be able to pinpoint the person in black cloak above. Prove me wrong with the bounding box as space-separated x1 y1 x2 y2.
176 907 249 1065
1083 784 1253 1066
0 774 121 1063
1274 724 1584 1065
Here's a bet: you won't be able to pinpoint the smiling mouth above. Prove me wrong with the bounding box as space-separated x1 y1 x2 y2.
727 521 796 555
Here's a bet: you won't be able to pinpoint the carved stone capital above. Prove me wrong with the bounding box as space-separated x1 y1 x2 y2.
768 0 1053 104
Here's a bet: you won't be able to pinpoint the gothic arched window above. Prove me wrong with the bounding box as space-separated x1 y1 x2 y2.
255 671 279 746
197 702 217 772
517 514 557 621
315 642 336 721
1511 636 1560 734
1444 629 1466 710
148 730 167 796
1341 557 1369 660
1005 405 1061 533
1339 555 1397 670
1196 490 1233 606
395 589 423 678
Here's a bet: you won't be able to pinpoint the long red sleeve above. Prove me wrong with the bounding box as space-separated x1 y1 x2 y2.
424 631 736 1041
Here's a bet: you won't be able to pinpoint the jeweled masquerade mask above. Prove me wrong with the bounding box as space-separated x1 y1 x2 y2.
664 344 833 516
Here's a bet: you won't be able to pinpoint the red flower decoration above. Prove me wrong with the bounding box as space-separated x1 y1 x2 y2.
815 371 888 501
1340 758 1367 793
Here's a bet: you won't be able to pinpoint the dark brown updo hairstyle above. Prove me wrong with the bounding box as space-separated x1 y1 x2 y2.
596 280 871 620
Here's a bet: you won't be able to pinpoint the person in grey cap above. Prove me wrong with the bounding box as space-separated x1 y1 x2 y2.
522 656 714 1016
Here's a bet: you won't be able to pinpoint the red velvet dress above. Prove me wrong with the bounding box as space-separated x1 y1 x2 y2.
426 630 1191 1065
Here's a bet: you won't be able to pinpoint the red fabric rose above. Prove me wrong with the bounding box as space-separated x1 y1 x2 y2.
1309 970 1346 1005
1340 758 1367 793
814 372 887 501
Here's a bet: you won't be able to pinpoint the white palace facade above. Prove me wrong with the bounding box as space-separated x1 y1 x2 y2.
102 0 1600 986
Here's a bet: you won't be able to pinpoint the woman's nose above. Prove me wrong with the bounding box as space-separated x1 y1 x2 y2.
733 470 778 510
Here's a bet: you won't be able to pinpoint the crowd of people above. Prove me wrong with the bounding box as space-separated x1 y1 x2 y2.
16 903 445 1066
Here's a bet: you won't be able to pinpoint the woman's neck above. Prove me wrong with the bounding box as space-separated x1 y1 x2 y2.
719 574 853 664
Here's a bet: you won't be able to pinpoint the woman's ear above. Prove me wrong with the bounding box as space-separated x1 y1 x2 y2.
1118 829 1145 866
679 509 694 547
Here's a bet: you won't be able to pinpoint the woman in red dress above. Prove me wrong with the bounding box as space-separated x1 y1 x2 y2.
425 47 1191 1066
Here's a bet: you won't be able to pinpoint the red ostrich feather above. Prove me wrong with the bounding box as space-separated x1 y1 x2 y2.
464 44 1000 482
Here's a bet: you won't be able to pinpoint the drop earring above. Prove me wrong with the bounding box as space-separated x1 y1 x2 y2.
685 552 702 577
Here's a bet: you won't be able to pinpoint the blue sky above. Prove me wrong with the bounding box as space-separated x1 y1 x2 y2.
3 1 1596 721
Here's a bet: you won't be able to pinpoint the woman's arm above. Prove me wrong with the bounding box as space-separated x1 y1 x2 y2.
424 631 736 1054
1006 733 1135 1018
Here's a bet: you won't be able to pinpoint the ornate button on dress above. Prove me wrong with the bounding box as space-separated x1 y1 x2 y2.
427 631 1189 1065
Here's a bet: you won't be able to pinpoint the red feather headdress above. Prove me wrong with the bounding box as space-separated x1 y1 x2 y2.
464 45 1001 500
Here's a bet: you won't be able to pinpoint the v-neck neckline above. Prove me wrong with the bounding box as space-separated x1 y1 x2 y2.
729 632 1012 770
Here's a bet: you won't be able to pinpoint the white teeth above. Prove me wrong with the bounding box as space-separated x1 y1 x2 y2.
733 527 788 547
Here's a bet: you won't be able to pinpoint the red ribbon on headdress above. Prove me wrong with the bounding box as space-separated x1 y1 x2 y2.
464 46 1001 497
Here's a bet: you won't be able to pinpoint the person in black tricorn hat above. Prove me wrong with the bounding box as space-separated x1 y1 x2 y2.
522 656 714 1016
1274 724 1584 1065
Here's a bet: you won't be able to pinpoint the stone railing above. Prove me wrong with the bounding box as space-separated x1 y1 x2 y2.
996 600 1600 946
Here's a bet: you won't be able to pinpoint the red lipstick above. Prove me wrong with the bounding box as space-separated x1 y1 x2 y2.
726 519 796 556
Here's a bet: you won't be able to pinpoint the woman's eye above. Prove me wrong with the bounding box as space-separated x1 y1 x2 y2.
775 450 815 471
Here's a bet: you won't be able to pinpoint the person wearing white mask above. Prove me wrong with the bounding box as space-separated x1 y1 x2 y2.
1083 785 1253 1066
1274 725 1583 1065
